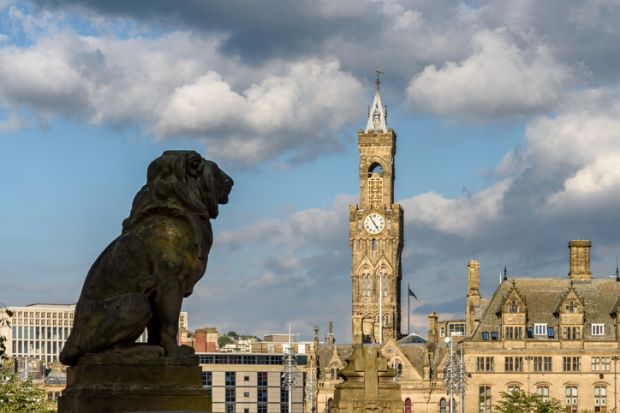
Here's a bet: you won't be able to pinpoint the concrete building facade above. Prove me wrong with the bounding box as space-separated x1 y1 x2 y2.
199 352 307 413
5 303 188 365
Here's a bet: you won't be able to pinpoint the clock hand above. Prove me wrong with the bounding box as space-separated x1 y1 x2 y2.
369 217 379 230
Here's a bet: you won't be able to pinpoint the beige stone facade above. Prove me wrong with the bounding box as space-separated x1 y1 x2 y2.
350 81 403 345
316 79 620 413
458 240 620 413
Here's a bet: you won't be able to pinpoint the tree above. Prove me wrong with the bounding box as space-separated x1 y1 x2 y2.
0 370 54 413
494 391 565 413
218 334 234 348
494 391 566 413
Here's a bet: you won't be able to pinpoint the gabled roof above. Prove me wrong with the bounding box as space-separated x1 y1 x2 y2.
471 277 620 341
497 280 527 316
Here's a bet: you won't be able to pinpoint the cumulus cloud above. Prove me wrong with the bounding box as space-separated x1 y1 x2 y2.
0 14 363 165
402 180 510 237
407 29 573 119
156 59 363 164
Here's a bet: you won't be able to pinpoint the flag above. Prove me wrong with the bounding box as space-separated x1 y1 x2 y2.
408 286 418 300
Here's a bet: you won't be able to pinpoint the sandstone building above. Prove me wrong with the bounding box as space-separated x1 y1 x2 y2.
459 240 620 413
312 76 620 413
350 72 403 345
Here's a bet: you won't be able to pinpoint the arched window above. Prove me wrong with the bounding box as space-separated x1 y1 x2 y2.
565 385 578 413
360 268 371 300
509 300 519 313
536 385 549 402
439 398 446 413
594 385 606 411
327 398 333 413
479 386 492 413
508 385 521 394
368 163 384 208
404 398 412 413
368 163 384 177
397 363 403 376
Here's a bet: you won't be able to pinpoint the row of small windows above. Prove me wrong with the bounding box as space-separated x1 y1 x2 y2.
480 323 605 341
475 356 613 372
438 323 465 338
198 354 307 366
479 385 608 413
12 311 74 319
507 299 580 314
12 326 70 340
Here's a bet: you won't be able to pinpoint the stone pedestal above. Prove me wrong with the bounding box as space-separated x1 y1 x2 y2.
59 350 211 413
332 344 403 413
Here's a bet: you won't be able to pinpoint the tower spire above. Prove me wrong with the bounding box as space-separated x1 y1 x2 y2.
365 69 388 133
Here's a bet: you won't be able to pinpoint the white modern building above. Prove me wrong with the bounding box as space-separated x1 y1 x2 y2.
3 303 188 366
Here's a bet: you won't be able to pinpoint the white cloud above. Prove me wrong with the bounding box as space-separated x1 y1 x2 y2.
407 29 573 119
0 17 363 165
156 59 363 164
401 180 510 237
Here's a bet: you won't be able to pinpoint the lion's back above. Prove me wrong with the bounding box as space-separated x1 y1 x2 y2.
78 214 200 302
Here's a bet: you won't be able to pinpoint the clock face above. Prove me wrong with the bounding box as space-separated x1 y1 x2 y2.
363 212 385 234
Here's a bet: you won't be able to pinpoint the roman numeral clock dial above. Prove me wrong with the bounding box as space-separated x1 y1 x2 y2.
363 212 385 235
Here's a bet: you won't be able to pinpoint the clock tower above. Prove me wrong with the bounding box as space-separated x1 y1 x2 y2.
350 73 403 344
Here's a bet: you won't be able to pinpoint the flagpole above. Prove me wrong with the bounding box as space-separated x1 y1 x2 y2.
408 283 411 336
379 271 383 344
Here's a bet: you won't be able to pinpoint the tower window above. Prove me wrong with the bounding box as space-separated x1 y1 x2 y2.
368 163 384 208
368 163 384 177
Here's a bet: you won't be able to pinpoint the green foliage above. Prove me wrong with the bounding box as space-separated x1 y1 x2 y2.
226 331 238 338
0 336 8 365
218 335 234 348
0 370 54 413
494 391 566 413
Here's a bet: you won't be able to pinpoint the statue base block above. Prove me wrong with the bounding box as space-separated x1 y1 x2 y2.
58 352 211 413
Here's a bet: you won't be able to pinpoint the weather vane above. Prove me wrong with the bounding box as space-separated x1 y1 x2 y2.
375 67 383 91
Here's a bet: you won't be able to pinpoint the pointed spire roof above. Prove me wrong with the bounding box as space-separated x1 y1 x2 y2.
365 69 388 133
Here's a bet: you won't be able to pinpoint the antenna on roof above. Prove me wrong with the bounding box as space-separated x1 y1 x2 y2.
615 256 619 282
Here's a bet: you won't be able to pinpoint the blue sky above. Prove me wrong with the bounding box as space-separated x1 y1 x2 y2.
1 1 620 342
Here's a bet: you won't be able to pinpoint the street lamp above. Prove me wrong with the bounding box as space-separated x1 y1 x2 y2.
445 336 454 413
612 356 619 413
444 335 467 413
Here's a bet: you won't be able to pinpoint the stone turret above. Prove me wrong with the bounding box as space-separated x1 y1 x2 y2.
466 260 481 336
427 312 438 344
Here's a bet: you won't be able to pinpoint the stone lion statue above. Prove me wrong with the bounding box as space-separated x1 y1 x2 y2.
59 150 233 366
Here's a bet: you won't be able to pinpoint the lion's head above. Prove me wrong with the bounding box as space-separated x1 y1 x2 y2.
123 150 233 235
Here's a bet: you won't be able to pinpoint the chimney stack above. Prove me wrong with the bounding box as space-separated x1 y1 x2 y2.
568 240 592 281
467 260 480 295
427 312 438 344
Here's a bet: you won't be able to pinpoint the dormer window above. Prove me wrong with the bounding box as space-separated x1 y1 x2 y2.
566 300 577 313
534 323 547 336
591 323 605 336
509 300 520 313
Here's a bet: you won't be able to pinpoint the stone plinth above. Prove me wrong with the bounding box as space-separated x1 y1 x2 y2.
332 344 403 413
59 349 211 413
